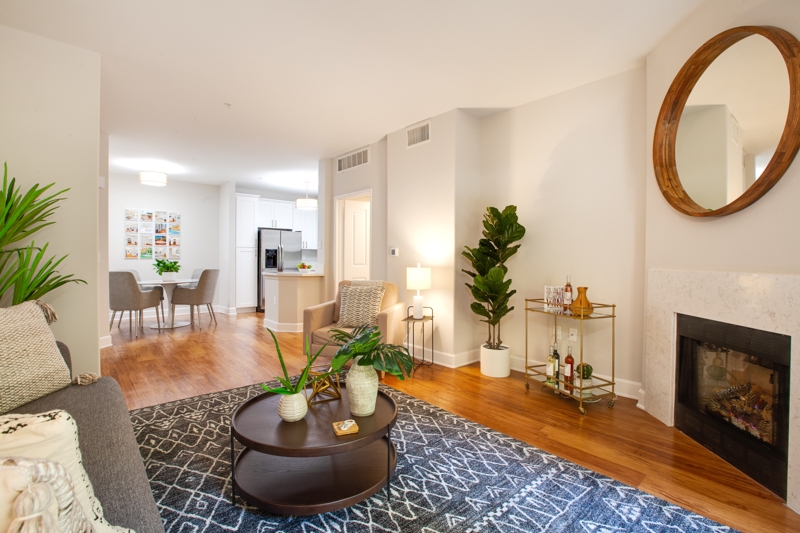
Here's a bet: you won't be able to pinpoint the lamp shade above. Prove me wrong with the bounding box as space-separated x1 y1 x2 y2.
295 197 317 210
407 265 431 291
139 171 168 186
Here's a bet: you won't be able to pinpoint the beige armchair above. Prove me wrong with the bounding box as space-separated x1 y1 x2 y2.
303 281 405 359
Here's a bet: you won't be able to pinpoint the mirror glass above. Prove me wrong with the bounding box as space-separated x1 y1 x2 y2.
676 35 790 211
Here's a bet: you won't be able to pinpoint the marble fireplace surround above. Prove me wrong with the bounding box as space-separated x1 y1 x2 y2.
643 269 800 511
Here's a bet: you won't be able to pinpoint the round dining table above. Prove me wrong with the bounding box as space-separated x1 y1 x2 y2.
136 278 198 329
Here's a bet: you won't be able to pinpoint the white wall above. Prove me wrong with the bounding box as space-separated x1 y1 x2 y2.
387 111 458 358
331 138 388 282
676 105 729 209
98 132 110 348
645 0 800 275
0 24 101 376
218 181 237 313
480 68 647 395
108 175 220 296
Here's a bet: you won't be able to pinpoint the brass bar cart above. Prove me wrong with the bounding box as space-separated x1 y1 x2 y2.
524 298 616 415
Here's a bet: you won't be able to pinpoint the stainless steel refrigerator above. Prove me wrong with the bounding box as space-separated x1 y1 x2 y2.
257 227 302 312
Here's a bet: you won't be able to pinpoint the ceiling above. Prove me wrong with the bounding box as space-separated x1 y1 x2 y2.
0 0 704 195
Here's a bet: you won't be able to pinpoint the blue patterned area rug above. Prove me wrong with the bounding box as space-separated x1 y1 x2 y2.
130 382 739 533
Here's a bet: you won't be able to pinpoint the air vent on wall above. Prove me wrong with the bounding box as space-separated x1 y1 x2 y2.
337 147 370 173
407 121 431 147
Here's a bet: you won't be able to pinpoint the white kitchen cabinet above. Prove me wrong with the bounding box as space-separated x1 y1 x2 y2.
257 199 294 229
235 247 258 308
292 207 318 249
236 195 259 248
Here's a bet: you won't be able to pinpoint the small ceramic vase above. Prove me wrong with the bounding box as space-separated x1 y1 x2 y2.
346 357 379 417
277 392 308 422
570 286 593 317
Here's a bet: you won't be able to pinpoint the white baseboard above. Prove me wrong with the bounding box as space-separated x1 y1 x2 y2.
215 305 236 315
511 355 641 400
237 306 256 314
404 343 479 368
637 389 646 410
262 318 302 332
99 335 112 349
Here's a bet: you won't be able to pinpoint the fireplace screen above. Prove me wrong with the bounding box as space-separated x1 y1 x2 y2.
691 343 780 446
675 314 789 499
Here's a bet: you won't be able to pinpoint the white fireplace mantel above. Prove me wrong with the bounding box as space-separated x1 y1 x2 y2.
643 269 800 511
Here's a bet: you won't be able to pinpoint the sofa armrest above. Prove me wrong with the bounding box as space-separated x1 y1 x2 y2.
303 300 336 346
56 341 72 374
378 301 406 346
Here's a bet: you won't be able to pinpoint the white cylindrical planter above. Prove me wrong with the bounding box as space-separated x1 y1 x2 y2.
347 358 379 417
277 392 308 422
162 272 176 281
480 345 510 378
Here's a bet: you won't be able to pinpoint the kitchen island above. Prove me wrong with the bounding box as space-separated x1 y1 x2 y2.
262 270 325 332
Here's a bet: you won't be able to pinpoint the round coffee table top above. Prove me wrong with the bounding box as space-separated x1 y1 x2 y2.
232 384 397 457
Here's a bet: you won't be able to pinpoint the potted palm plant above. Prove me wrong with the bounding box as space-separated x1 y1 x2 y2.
328 325 413 416
462 205 525 377
0 163 85 307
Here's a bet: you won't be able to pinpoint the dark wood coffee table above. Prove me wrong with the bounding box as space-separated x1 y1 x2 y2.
230 384 397 515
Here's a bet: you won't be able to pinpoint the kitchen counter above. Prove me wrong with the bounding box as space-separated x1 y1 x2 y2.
263 270 324 278
261 272 325 331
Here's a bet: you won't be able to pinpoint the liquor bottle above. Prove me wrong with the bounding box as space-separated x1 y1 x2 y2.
553 343 561 393
546 345 556 386
564 275 573 313
564 346 575 393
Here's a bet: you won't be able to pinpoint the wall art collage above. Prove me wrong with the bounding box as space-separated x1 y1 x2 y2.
124 208 181 260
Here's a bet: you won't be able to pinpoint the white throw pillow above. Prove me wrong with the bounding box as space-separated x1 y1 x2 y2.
0 410 132 533
336 285 385 328
0 456 91 532
0 301 71 414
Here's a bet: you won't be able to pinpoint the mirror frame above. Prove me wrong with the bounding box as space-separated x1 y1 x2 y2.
654 26 800 217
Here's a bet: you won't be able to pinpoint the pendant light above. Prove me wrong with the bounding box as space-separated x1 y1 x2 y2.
139 171 168 186
295 181 317 210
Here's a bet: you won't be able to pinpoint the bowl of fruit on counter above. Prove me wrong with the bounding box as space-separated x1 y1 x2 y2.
296 262 313 271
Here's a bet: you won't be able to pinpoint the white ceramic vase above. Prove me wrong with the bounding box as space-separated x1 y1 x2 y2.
161 272 176 281
277 392 308 422
480 344 510 378
347 358 379 417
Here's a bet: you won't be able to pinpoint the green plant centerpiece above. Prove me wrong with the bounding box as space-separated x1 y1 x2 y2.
153 259 181 277
260 328 331 422
462 205 525 377
0 163 85 308
328 325 413 416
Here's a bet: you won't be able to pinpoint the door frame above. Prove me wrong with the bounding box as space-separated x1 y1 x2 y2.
334 188 372 287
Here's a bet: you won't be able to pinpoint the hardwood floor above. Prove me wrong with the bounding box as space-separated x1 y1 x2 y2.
102 312 800 533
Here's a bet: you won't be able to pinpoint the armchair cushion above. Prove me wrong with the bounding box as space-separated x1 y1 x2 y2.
336 285 385 328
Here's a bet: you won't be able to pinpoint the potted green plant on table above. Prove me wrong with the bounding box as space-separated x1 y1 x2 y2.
260 329 332 422
462 205 526 378
153 259 181 281
328 325 413 416
0 163 85 308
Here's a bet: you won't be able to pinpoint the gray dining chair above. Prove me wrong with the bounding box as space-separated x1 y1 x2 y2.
178 269 204 289
109 271 162 337
171 269 220 328
128 269 165 320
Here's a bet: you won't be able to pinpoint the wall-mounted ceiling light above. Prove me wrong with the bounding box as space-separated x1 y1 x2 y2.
139 171 168 187
295 181 317 210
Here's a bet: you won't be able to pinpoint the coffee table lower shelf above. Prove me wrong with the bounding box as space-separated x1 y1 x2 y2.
233 437 397 515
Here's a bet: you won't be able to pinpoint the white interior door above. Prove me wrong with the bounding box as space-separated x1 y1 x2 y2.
342 197 370 281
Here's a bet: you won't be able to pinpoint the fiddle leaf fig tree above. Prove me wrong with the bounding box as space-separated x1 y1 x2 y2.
462 205 525 349
0 162 85 305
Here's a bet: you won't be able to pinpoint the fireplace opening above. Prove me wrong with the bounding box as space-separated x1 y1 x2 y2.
675 314 790 499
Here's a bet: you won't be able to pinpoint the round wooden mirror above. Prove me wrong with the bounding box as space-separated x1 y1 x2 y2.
653 26 800 217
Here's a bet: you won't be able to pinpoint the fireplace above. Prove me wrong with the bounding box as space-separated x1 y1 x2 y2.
675 314 790 499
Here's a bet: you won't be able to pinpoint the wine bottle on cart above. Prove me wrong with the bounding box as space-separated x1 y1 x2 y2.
564 275 573 313
546 345 556 386
564 346 574 393
553 343 561 393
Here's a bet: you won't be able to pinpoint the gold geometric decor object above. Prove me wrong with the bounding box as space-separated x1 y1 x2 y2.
306 365 342 405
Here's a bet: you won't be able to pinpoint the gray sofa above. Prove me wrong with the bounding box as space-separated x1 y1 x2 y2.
10 342 163 533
